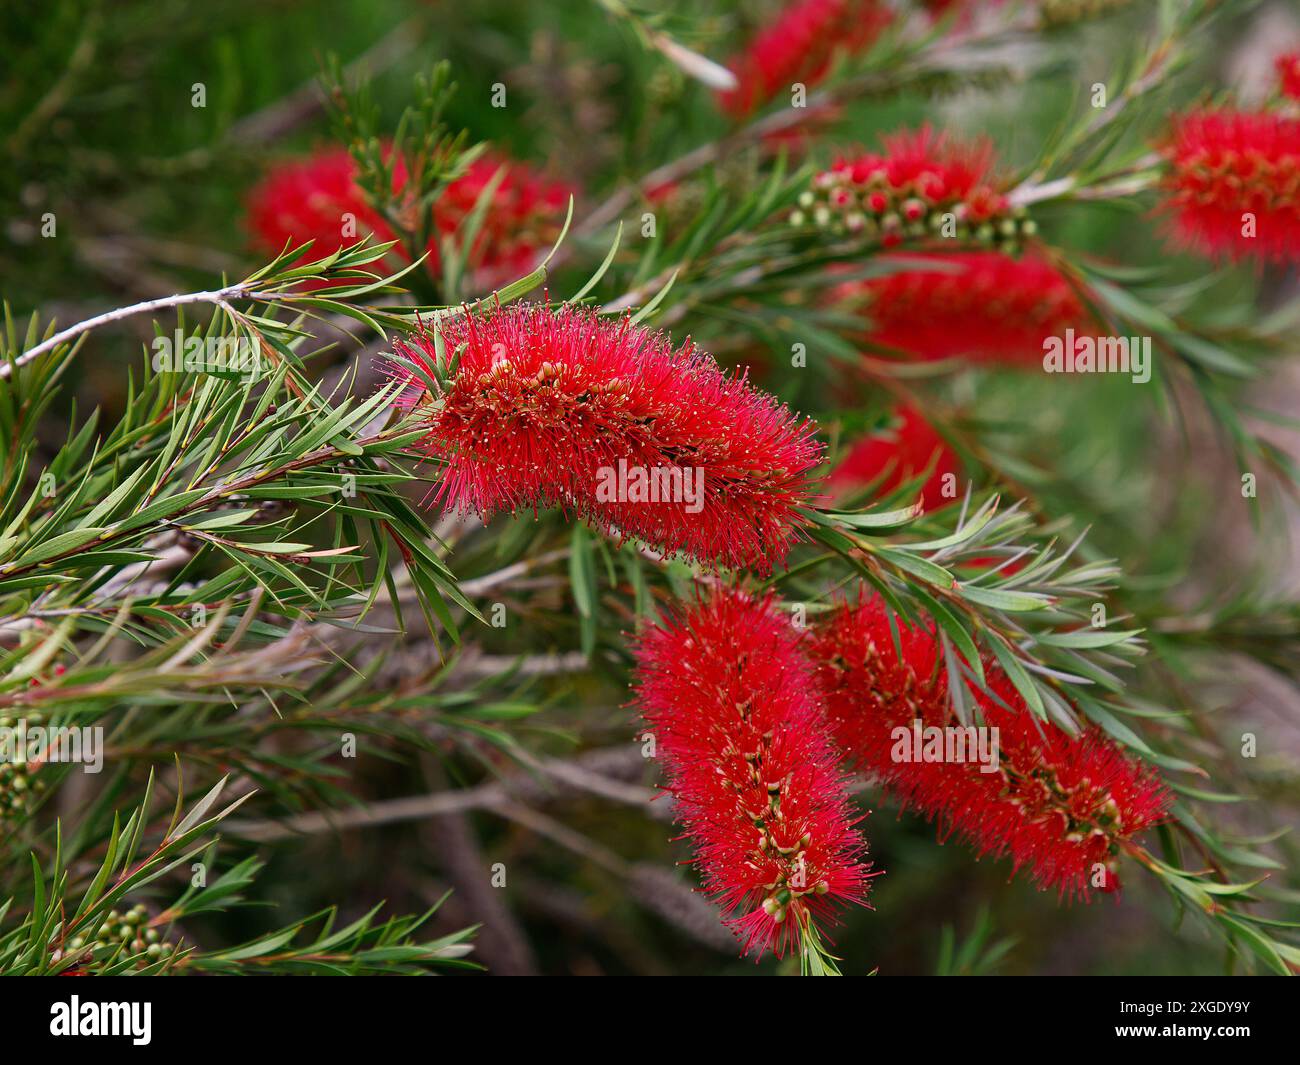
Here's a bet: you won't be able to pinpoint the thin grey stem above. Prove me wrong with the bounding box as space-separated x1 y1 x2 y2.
4 283 260 378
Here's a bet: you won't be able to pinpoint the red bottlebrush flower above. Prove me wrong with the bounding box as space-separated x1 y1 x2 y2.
717 0 894 119
798 126 1034 246
806 598 1170 899
1278 53 1300 102
631 589 872 957
246 147 393 260
389 304 825 572
830 404 958 512
839 251 1091 366
1158 107 1300 263
427 156 574 286
246 148 572 284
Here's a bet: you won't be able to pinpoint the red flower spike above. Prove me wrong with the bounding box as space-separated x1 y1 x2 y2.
1158 107 1300 263
717 0 894 119
246 148 572 285
1279 53 1300 102
631 590 873 958
830 404 959 512
389 304 825 572
839 250 1093 366
805 597 1171 900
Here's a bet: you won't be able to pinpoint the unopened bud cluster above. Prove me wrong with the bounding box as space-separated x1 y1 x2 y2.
0 711 47 826
792 165 1037 253
54 904 177 970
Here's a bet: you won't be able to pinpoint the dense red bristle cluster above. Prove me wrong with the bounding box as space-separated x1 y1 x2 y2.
838 251 1093 365
631 590 872 958
389 304 825 572
246 147 572 285
1278 53 1300 101
1158 107 1300 263
797 126 1034 247
830 404 959 512
717 0 893 119
805 598 1170 899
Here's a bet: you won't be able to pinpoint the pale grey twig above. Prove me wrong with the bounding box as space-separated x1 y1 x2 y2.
226 746 658 842
6 284 268 377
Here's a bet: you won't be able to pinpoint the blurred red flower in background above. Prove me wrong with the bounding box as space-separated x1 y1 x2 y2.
839 251 1092 365
247 147 572 286
716 0 893 118
1158 107 1300 263
1275 52 1300 101
830 404 958 512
